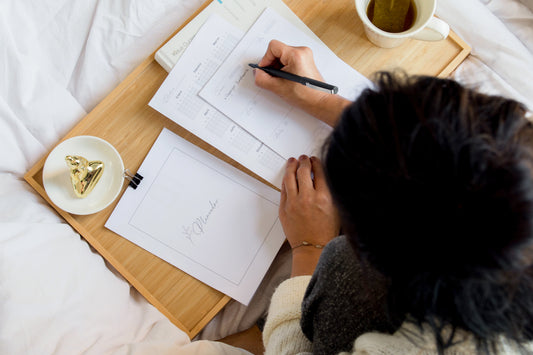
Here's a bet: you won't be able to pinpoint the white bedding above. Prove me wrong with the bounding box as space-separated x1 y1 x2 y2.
1 0 532 354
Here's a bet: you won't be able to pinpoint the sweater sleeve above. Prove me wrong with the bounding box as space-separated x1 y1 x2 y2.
263 276 313 355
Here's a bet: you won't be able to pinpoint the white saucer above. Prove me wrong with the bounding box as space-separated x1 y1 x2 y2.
43 136 124 215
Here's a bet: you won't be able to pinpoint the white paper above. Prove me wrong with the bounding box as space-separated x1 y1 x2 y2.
105 128 286 305
199 7 372 159
150 14 286 188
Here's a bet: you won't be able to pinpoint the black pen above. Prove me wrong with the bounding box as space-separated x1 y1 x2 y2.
248 63 338 94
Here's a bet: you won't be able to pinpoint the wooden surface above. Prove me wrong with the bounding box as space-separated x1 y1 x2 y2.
24 0 470 338
286 0 470 78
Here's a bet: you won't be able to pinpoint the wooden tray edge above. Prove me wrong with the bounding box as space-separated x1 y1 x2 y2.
437 30 471 78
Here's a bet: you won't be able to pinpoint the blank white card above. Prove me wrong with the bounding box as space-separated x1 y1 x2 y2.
105 128 285 305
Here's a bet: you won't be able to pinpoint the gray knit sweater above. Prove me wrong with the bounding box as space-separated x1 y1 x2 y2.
262 276 531 355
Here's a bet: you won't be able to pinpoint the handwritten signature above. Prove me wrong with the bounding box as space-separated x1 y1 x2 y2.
182 199 219 245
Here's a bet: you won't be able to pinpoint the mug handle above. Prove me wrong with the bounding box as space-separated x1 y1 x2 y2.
412 17 450 41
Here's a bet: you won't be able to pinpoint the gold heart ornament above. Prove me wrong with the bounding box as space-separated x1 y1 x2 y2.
65 155 105 198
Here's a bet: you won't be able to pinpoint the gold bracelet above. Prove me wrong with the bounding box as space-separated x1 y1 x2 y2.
292 241 325 249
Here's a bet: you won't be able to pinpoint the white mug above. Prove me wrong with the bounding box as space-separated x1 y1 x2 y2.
354 0 450 48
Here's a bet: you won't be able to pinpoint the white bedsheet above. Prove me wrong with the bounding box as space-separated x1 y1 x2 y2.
0 0 532 354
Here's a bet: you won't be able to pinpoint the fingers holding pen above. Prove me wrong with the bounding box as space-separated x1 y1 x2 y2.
253 39 334 117
254 40 286 90
258 40 283 68
256 40 321 78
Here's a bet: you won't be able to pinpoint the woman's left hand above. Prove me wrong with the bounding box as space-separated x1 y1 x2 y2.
279 155 340 276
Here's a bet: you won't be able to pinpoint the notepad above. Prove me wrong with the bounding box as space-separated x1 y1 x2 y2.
105 128 286 305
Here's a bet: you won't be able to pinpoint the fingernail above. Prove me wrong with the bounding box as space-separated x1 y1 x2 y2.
287 157 296 164
299 155 308 161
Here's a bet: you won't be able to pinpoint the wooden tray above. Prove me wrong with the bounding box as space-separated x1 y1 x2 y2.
24 0 470 338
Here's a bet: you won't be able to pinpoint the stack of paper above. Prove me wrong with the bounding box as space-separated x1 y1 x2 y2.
149 7 371 189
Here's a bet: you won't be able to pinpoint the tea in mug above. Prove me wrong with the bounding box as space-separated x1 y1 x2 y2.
367 0 417 33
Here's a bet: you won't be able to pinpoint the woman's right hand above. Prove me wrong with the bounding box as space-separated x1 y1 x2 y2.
253 40 351 127
254 40 328 109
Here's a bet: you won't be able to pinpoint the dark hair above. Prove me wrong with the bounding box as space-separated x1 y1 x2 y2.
323 72 533 353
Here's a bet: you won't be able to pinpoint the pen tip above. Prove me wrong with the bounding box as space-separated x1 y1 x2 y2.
248 63 259 68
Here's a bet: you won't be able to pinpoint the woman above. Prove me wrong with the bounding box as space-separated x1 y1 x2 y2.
254 40 533 354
